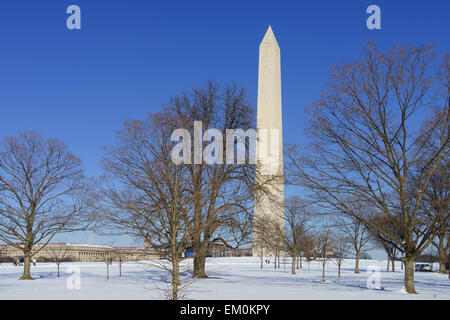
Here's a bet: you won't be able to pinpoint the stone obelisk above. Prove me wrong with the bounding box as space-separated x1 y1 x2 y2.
253 26 285 256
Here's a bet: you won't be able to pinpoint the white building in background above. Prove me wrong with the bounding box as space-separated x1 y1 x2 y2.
0 243 158 262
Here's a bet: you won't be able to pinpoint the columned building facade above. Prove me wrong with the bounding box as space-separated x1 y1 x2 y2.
0 243 158 262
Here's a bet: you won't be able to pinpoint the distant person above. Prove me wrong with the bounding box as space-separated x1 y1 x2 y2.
19 257 24 266
446 262 449 272
32 257 37 266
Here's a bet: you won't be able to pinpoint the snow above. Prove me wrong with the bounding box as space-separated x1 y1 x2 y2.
0 257 448 300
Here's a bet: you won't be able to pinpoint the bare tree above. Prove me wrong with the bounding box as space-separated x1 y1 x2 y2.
99 112 192 299
0 131 89 280
268 220 284 269
47 245 70 277
332 239 350 278
335 202 374 273
284 196 311 274
368 216 403 272
317 227 333 282
110 248 127 277
286 44 449 293
253 214 271 269
419 150 449 273
301 233 317 266
429 202 449 274
166 80 255 278
253 214 284 270
104 247 114 280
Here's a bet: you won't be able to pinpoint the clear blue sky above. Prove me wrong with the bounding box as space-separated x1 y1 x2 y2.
0 1 448 250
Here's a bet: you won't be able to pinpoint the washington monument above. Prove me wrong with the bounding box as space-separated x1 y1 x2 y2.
253 26 285 256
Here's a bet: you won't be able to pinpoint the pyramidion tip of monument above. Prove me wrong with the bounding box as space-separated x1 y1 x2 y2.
260 25 279 48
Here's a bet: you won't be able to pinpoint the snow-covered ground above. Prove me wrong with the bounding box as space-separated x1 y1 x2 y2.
0 257 448 299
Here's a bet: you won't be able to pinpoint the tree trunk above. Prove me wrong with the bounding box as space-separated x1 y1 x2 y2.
354 249 360 274
338 264 341 278
386 255 390 271
438 235 446 273
106 262 109 280
404 257 417 294
448 234 450 279
192 192 208 279
322 260 326 282
19 250 33 280
447 248 450 278
391 257 395 272
172 255 180 300
260 255 263 269
193 244 208 278
119 260 122 277
291 252 296 275
57 263 60 277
